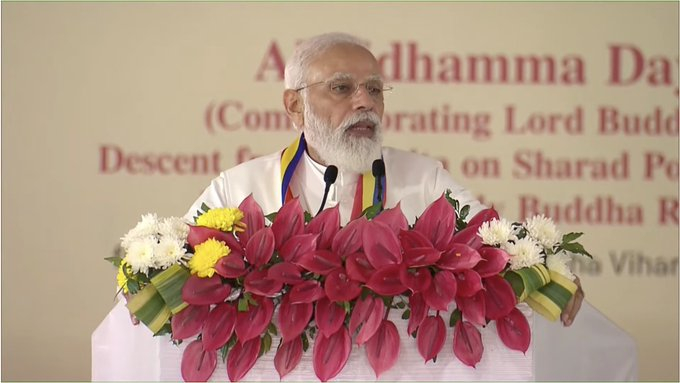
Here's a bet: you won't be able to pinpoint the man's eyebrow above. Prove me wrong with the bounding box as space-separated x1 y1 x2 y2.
326 73 384 82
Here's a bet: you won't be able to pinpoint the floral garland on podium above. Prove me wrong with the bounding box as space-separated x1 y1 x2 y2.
107 191 591 382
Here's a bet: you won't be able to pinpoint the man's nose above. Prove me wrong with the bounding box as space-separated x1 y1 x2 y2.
351 84 377 111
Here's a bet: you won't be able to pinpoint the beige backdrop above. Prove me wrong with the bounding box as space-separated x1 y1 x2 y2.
2 2 678 381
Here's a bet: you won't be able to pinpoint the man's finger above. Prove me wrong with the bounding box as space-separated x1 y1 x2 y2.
562 277 584 326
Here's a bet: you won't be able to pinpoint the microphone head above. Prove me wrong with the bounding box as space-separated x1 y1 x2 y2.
324 165 339 183
372 159 386 178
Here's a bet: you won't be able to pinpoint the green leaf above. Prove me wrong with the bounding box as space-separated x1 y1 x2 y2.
449 309 462 327
395 301 406 309
105 256 122 267
127 279 140 295
301 332 309 352
361 204 382 220
304 211 313 224
401 309 411 320
154 322 173 336
220 343 229 362
200 203 211 213
459 204 470 221
562 232 583 243
260 333 273 357
267 322 278 336
560 242 593 259
343 301 351 313
265 212 278 223
246 293 259 306
238 298 249 312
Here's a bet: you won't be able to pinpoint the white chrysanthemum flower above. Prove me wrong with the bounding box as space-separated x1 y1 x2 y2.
154 236 187 269
121 213 160 250
477 218 516 246
125 236 157 274
158 216 189 241
525 214 561 249
503 237 544 270
546 251 576 281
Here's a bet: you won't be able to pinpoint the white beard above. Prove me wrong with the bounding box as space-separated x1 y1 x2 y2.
302 99 383 174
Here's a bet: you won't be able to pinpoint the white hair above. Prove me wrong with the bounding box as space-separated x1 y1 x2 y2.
284 32 370 90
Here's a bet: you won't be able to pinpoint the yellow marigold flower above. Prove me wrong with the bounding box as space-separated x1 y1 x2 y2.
196 208 246 233
189 238 231 278
116 259 133 294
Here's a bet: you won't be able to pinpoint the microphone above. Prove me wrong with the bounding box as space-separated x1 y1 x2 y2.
317 165 338 215
372 159 385 211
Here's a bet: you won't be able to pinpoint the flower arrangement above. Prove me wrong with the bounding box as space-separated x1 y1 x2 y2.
108 191 591 382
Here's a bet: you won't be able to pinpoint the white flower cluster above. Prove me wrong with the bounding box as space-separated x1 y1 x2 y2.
503 237 544 270
478 218 516 246
525 214 561 249
120 214 189 275
546 251 576 281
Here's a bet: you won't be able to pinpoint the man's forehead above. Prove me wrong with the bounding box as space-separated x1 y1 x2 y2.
306 44 381 81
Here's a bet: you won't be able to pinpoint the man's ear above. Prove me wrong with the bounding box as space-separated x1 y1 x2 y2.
283 90 304 129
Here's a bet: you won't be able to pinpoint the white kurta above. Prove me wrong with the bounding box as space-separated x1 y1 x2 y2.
185 146 485 225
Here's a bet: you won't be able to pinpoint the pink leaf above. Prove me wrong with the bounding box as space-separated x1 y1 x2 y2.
451 223 483 250
274 337 303 379
363 221 403 269
171 304 210 341
315 297 347 337
483 275 517 320
188 226 243 256
306 205 341 250
313 327 352 382
214 253 247 278
416 315 446 363
474 247 510 277
403 247 442 268
201 302 237 350
234 296 274 342
455 291 487 326
226 337 261 382
422 270 457 311
278 233 319 263
181 339 217 382
496 307 531 353
278 294 313 342
356 297 386 345
453 320 484 367
182 275 231 306
271 198 305 250
365 320 401 378
331 216 367 256
294 250 342 276
437 244 482 271
349 295 379 335
324 268 362 302
244 269 283 297
237 194 265 247
366 264 408 296
373 202 409 235
455 269 483 298
414 194 456 251
399 263 432 293
266 262 303 285
244 227 275 267
467 206 500 227
345 252 375 283
408 293 428 336
399 228 433 249
288 280 325 304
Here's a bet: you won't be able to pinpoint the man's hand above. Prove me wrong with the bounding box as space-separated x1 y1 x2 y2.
561 276 585 326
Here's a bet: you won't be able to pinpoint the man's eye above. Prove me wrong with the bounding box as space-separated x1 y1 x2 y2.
330 83 352 94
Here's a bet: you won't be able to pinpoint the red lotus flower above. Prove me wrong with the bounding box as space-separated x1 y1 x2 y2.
363 221 403 269
437 243 482 271
266 262 303 285
324 268 362 302
366 264 408 296
182 274 231 306
455 290 487 326
356 297 386 345
171 304 210 341
483 275 517 320
295 250 342 275
331 216 366 256
454 269 483 298
345 252 375 283
496 307 531 353
214 253 247 278
274 337 303 379
315 297 347 337
278 233 319 263
467 206 500 227
306 205 340 250
278 294 313 342
373 202 408 235
408 292 428 336
187 226 243 256
474 247 510 277
226 337 261 382
365 320 400 378
244 227 275 267
313 326 352 382
399 263 432 293
244 269 283 297
451 223 483 250
453 320 483 367
416 315 446 363
271 198 305 250
201 302 237 350
181 339 217 382
234 296 274 342
414 194 456 251
288 280 325 304
237 194 265 247
422 270 457 311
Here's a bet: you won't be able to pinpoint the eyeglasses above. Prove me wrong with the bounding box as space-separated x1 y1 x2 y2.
295 78 393 100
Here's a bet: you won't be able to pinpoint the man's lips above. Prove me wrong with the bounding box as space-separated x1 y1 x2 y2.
345 121 376 137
